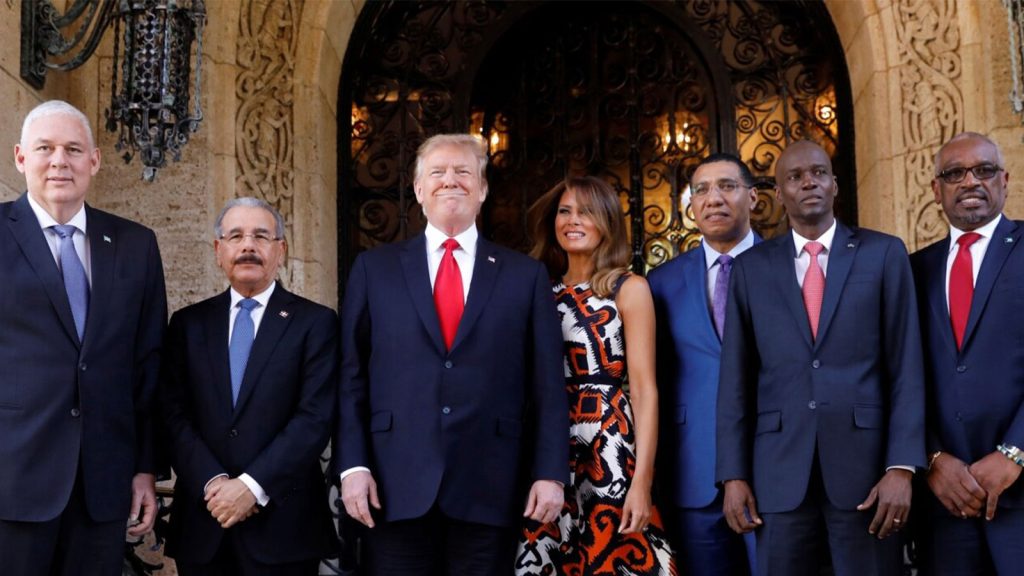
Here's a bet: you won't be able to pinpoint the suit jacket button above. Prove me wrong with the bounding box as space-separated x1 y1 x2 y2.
229 429 239 437
808 400 817 410
811 360 821 369
442 406 451 415
79 363 87 371
444 360 453 369
956 365 967 373
70 408 80 418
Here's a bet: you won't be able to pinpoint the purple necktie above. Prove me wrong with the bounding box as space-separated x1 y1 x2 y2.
712 254 733 339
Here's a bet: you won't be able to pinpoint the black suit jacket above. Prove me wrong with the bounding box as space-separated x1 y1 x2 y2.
333 234 568 528
162 285 338 564
0 193 167 522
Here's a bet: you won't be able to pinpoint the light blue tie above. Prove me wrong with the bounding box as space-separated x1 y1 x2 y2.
229 298 259 406
52 225 89 341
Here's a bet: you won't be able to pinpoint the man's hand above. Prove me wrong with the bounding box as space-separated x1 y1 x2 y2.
926 452 986 519
523 480 563 524
857 468 912 539
722 479 762 534
127 473 157 537
341 471 381 528
969 451 1023 521
619 484 652 534
205 478 258 529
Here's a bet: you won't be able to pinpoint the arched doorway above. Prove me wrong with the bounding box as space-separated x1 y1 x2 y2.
337 0 853 288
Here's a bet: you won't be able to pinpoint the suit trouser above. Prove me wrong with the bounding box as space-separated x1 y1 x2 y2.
0 471 124 576
916 495 1024 576
364 504 515 576
665 492 757 576
756 457 902 576
174 527 321 576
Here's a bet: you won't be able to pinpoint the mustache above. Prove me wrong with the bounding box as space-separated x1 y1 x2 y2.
234 254 264 265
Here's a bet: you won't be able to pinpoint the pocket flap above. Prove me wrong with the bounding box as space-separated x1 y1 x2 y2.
755 411 781 434
853 405 883 429
370 411 393 432
496 417 523 438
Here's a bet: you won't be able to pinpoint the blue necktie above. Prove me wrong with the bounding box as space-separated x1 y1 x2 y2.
52 225 89 341
229 298 259 406
712 254 733 340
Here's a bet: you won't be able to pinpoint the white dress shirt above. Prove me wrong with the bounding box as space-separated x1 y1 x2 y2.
944 215 1003 311
26 194 92 284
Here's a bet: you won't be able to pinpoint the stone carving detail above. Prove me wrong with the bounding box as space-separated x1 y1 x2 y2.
235 0 302 224
894 0 962 250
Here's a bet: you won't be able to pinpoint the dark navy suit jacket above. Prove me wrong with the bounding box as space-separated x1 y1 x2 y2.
649 236 759 509
0 193 167 522
333 234 568 528
162 286 338 564
716 222 926 513
910 216 1024 508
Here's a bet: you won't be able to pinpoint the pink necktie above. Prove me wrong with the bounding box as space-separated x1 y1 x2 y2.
949 232 981 350
434 238 464 350
802 241 825 341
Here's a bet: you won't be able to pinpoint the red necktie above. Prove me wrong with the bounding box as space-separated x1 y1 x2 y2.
434 238 464 350
802 241 825 341
949 232 981 350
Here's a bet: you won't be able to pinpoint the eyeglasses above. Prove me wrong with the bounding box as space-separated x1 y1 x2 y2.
691 178 749 197
936 164 1003 184
219 232 282 246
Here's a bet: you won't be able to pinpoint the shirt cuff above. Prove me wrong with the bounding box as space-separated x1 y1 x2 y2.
339 466 372 484
886 465 916 474
204 473 228 495
238 473 270 506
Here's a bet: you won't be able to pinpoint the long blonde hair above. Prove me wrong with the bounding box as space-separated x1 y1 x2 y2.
529 176 631 298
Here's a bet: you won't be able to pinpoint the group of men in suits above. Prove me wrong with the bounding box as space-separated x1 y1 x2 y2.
1 99 1021 576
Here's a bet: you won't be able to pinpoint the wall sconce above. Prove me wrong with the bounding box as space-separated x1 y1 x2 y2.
21 0 206 181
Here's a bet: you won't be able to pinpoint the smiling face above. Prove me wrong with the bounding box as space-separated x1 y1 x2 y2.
554 188 603 256
14 113 101 222
690 160 757 252
775 141 837 236
214 205 287 297
414 143 488 236
932 135 1008 231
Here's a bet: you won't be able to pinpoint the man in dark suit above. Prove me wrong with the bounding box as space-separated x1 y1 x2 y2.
716 140 926 575
649 152 759 576
0 100 167 575
334 134 568 575
911 132 1024 574
162 197 337 574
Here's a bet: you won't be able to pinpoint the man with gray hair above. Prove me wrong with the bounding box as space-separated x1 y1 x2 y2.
161 197 338 574
0 99 168 574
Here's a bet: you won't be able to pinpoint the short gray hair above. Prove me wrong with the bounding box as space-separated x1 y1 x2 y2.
21 100 95 149
214 197 286 239
934 132 1005 176
413 133 489 183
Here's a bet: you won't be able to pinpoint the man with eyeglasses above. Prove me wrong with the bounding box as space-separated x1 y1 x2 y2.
649 152 759 576
910 132 1024 574
161 197 338 574
716 140 925 576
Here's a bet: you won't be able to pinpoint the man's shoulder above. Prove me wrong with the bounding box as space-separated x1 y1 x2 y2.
276 287 338 319
87 205 157 239
647 246 700 287
173 291 226 321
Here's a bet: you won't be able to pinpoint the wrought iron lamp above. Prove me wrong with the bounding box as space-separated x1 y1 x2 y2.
21 0 206 181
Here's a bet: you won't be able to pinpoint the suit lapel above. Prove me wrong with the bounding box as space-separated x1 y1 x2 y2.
683 246 719 347
233 286 295 418
815 223 857 348
771 235 813 348
81 206 115 352
451 238 500 352
400 235 446 355
962 217 1020 351
924 238 958 354
203 291 233 415
6 194 80 347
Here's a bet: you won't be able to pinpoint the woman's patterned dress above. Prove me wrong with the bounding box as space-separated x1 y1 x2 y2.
515 280 677 576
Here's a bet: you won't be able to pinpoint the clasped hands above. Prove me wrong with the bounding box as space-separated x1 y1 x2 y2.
927 450 1022 521
205 476 259 529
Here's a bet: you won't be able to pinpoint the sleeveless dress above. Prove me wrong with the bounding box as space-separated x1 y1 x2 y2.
515 279 678 576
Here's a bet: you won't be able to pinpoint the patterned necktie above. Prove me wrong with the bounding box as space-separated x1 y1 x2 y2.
949 232 981 350
712 254 733 340
51 225 89 341
802 241 826 341
434 238 464 350
229 298 259 406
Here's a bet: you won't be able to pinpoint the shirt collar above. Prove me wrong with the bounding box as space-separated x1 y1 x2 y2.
948 215 1003 255
792 219 838 256
425 222 478 258
27 193 87 235
702 229 755 270
230 281 276 310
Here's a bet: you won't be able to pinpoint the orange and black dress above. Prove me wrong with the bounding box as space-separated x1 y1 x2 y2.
515 280 677 576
